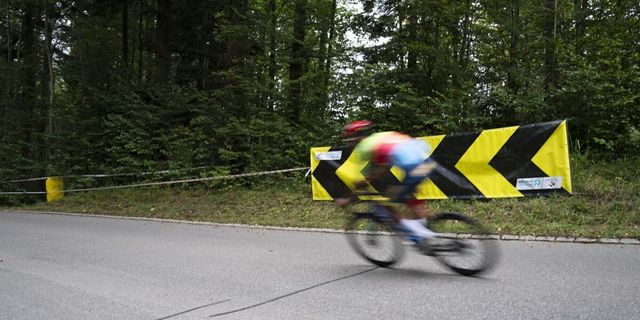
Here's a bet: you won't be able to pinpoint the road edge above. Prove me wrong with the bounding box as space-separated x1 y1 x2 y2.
2 209 639 245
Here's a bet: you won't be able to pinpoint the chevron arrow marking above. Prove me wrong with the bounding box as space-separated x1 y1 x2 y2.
531 121 572 193
310 147 332 200
455 126 523 198
335 149 368 189
311 146 353 200
415 135 448 199
488 121 560 196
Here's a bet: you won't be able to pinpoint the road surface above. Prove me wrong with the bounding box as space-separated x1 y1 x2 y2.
1 211 639 319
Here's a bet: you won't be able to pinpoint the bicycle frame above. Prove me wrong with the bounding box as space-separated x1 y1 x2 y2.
344 199 499 275
354 201 422 244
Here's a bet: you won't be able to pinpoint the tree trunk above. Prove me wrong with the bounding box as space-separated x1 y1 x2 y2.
325 0 336 82
4 2 11 141
228 0 249 115
544 0 558 92
318 3 328 81
154 0 170 83
20 3 38 159
5 1 11 62
426 19 440 92
460 0 471 68
407 10 417 71
288 0 306 123
322 0 337 109
138 4 144 81
122 0 129 75
228 0 248 68
574 0 588 55
316 0 336 115
507 0 520 93
43 0 56 163
267 0 277 110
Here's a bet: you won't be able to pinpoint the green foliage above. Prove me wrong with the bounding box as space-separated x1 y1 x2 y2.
1 0 639 204
555 58 640 155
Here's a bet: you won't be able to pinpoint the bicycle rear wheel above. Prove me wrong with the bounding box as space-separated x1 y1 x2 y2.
429 212 499 276
345 213 404 267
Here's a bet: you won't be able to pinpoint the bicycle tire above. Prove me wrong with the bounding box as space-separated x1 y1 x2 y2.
345 213 404 267
429 212 499 276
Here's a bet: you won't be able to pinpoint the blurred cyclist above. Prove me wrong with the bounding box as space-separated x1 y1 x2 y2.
336 120 438 243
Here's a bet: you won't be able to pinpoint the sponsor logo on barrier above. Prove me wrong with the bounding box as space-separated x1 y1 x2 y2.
315 151 342 161
516 177 563 190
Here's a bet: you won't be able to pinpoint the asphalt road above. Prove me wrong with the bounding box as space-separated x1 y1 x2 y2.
1 211 639 320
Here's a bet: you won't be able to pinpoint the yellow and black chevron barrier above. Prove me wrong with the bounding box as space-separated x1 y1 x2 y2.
310 120 572 200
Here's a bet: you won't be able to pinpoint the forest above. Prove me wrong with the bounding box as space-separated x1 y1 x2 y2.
1 0 639 190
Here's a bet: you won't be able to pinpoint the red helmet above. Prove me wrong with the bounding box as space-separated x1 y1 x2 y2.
342 120 373 140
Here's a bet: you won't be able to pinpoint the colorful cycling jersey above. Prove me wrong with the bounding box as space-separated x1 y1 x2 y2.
354 131 431 170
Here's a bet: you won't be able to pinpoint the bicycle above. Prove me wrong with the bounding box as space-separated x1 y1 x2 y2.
344 193 499 276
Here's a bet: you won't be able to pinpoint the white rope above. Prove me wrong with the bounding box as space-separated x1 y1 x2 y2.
0 191 47 195
1 177 48 183
65 165 214 178
0 166 216 183
0 167 310 195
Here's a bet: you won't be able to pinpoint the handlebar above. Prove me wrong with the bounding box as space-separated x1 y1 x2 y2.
351 191 382 197
344 190 390 204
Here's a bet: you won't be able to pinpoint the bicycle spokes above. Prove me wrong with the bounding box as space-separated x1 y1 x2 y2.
345 214 404 267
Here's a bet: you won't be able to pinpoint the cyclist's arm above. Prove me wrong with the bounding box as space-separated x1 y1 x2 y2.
363 164 390 187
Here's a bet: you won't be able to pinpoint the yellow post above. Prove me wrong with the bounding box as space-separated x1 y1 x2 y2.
46 177 64 202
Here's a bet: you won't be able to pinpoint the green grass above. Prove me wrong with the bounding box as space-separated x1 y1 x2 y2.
4 154 639 239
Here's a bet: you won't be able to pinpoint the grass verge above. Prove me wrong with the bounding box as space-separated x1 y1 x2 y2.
4 154 639 239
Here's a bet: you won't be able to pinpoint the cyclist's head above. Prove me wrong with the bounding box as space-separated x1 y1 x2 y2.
341 120 373 143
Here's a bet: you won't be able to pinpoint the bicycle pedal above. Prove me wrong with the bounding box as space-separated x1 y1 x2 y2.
418 244 435 256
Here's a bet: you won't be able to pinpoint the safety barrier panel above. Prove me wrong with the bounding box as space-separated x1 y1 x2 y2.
310 120 572 200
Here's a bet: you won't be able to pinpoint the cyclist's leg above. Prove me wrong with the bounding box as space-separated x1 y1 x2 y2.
375 203 403 223
407 199 434 221
390 160 438 238
390 159 435 208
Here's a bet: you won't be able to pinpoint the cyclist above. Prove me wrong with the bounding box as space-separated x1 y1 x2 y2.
336 120 438 244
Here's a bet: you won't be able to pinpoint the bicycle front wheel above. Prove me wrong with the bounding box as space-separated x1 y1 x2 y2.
345 213 404 267
429 212 499 276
